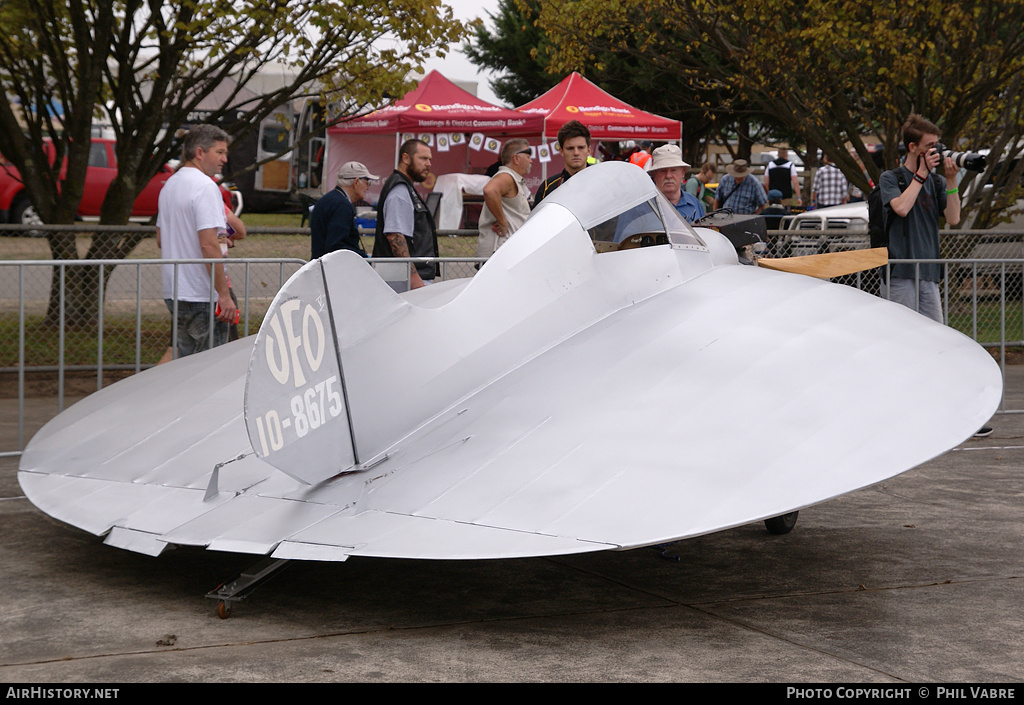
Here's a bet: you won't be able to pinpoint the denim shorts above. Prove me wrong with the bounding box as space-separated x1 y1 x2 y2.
164 299 229 358
880 278 943 324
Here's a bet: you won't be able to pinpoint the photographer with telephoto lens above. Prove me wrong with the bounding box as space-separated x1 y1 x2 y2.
880 113 961 323
880 114 993 438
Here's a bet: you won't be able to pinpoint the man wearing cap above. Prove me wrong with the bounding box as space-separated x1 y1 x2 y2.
762 189 790 246
310 161 378 260
714 159 768 214
648 144 705 223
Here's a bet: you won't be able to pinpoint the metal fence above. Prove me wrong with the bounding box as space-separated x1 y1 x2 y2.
2 226 1022 455
0 237 485 454
767 228 1024 350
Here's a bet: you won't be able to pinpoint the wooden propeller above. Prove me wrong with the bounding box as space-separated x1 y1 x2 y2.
756 247 888 279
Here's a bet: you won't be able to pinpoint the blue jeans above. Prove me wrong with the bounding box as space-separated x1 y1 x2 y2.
165 299 229 358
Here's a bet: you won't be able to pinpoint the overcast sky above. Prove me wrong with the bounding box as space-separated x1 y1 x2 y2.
418 0 505 105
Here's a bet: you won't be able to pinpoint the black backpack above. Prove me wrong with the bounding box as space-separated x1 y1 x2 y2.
868 168 941 248
868 169 900 249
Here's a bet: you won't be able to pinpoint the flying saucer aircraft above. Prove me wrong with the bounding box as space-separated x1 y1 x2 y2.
19 162 1001 566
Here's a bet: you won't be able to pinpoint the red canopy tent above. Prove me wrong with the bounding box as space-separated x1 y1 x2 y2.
325 71 546 201
330 69 542 137
516 72 681 143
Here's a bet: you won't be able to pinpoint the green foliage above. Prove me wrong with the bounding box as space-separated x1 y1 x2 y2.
464 0 723 160
0 0 468 229
534 0 1024 224
462 0 559 106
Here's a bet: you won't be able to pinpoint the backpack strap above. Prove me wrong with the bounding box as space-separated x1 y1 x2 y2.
882 168 907 240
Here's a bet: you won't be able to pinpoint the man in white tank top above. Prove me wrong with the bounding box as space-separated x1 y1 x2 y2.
476 138 533 259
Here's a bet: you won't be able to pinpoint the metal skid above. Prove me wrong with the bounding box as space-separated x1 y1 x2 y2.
206 557 290 618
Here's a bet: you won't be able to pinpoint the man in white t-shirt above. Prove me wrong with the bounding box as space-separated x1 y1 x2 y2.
156 124 236 359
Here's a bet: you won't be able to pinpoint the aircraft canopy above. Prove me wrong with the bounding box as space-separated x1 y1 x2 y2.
536 161 704 250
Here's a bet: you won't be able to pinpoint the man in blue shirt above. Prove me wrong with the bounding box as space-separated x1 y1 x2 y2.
715 159 768 214
648 144 705 223
310 161 378 259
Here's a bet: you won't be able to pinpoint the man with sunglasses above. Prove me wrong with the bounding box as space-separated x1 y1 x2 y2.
476 138 533 259
310 161 378 259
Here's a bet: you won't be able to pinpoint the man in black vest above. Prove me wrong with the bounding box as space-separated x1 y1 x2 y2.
372 139 440 289
763 147 802 207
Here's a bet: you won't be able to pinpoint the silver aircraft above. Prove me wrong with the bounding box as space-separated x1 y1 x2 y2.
20 162 1000 572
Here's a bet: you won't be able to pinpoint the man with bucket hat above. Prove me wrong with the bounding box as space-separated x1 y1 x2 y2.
648 144 705 223
714 158 768 214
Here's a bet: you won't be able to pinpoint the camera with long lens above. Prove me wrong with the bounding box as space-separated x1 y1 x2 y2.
934 143 986 172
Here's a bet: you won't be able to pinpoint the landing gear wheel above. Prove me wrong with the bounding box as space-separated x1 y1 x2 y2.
217 600 233 619
764 511 799 535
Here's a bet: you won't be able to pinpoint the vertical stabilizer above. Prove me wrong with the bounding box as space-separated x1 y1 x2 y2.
243 258 356 484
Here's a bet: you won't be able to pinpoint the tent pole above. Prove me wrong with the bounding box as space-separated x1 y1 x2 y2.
541 133 548 181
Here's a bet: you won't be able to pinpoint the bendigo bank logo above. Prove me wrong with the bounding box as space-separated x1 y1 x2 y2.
566 106 580 113
415 104 433 112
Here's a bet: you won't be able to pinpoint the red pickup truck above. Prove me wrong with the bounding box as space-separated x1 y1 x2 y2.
0 138 234 226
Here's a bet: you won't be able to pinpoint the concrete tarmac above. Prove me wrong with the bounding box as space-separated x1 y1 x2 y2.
1 370 1022 683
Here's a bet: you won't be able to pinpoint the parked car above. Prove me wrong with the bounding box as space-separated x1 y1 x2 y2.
780 202 868 232
773 202 871 261
782 202 1023 298
0 138 235 228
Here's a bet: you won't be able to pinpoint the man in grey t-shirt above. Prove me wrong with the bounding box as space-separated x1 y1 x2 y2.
880 114 960 324
372 139 439 288
881 114 992 438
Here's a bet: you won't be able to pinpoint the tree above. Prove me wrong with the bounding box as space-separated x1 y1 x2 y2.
535 0 1024 224
463 0 557 106
465 0 755 164
0 2 116 249
0 0 466 325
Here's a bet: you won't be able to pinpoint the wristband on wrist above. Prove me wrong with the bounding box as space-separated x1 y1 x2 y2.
946 187 958 195
914 173 927 184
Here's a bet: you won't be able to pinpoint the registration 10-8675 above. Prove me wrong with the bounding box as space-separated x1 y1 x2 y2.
254 375 344 456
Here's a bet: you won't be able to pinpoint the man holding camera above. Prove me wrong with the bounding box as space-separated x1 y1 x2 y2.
881 113 961 323
881 114 992 438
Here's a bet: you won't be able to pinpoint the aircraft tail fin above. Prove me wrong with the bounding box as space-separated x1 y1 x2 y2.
243 252 400 484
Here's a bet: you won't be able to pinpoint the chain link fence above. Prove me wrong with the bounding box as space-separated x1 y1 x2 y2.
767 228 1024 350
2 225 1021 454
